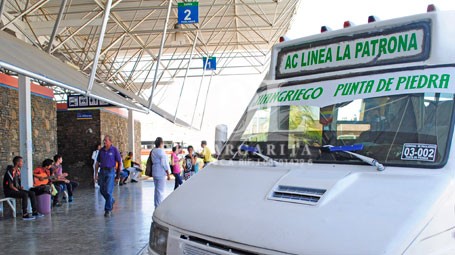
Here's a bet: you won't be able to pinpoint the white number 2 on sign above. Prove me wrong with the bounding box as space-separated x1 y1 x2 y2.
184 9 191 21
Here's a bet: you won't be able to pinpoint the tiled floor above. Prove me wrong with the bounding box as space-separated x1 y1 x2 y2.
0 178 175 255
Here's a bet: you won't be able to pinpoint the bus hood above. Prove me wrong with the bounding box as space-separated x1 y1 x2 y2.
154 162 450 255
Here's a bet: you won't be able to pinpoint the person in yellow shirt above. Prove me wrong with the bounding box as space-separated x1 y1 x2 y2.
119 152 142 184
200 140 213 167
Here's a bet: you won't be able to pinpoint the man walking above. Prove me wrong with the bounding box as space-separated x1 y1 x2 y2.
95 135 122 217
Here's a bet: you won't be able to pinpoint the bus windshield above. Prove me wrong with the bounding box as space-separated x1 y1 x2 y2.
221 92 454 168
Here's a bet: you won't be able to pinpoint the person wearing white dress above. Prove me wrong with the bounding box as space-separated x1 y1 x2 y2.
151 137 171 208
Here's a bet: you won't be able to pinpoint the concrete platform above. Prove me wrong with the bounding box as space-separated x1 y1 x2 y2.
0 178 175 254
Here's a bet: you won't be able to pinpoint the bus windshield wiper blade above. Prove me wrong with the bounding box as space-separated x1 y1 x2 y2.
323 144 385 171
231 135 255 160
240 145 278 167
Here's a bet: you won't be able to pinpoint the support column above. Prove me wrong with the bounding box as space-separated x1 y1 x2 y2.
0 0 6 22
128 109 135 155
18 75 33 189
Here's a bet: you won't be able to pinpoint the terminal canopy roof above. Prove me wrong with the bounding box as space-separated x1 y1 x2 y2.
0 0 300 125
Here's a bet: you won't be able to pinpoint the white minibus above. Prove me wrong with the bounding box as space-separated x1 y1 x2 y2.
146 8 455 255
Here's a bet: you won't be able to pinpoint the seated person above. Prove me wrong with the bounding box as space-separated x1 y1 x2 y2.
51 155 79 202
119 170 129 186
3 156 44 220
119 152 142 185
33 158 62 207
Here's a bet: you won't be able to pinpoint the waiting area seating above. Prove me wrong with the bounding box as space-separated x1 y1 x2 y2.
0 197 16 218
0 180 175 254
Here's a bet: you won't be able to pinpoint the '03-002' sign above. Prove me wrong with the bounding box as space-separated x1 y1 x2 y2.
401 143 437 162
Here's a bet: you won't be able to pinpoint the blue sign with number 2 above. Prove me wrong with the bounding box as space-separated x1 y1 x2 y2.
178 2 199 24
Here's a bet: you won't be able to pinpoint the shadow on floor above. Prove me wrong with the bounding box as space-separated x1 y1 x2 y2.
0 178 175 254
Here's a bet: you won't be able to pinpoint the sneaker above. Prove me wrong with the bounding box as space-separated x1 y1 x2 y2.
53 202 62 207
131 179 138 183
68 196 73 203
32 212 45 218
104 211 112 217
23 213 36 220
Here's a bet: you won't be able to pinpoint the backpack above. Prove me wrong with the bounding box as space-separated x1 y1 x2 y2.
145 149 153 177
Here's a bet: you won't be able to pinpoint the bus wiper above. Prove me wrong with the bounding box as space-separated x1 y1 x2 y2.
323 144 385 171
240 145 278 167
231 135 256 160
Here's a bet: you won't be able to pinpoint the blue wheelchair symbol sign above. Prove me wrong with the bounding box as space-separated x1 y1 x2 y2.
178 2 199 24
203 57 216 70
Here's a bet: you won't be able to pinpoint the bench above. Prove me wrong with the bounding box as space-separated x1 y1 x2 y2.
0 197 16 218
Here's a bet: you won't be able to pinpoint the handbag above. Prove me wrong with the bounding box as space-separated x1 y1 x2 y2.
145 149 153 177
50 184 58 196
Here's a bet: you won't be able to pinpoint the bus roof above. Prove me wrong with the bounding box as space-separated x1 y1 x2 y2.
268 10 455 82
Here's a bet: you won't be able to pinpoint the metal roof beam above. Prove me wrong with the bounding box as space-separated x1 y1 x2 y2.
1 9 43 48
81 1 169 70
55 25 284 37
93 0 173 83
1 0 50 30
47 0 67 53
198 1 229 29
87 0 112 95
0 0 5 21
206 0 235 44
148 0 173 109
173 30 198 123
239 0 272 25
39 1 281 13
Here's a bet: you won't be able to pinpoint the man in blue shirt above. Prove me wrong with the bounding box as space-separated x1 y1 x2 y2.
95 135 122 217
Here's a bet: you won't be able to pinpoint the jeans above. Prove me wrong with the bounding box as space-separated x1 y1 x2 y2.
5 189 37 214
120 170 129 179
66 181 79 197
98 168 115 211
173 173 183 190
54 181 79 197
30 185 51 196
153 177 166 208
122 167 140 181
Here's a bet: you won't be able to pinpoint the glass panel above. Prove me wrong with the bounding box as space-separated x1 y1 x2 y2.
221 93 454 168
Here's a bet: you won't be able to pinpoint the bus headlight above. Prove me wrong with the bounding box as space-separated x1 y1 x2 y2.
149 222 168 255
